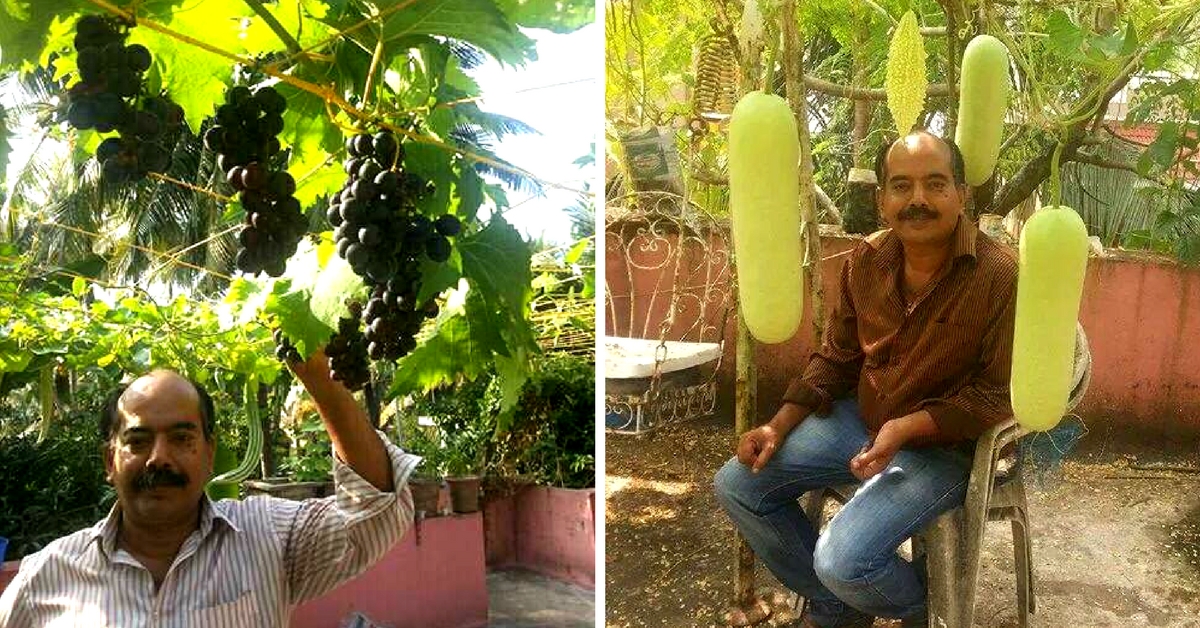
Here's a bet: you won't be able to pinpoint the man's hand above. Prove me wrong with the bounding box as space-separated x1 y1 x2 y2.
850 410 939 481
736 424 785 473
734 403 809 473
850 421 905 481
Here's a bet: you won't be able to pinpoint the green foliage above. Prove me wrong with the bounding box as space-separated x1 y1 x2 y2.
408 352 594 488
0 431 113 561
278 412 333 482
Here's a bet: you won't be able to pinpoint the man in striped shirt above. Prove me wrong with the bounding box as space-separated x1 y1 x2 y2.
0 347 420 627
716 130 1019 628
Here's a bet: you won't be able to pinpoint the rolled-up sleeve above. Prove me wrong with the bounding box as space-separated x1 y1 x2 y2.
273 431 421 603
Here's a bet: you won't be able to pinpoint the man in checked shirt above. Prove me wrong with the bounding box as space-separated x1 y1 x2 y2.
716 131 1019 628
0 347 420 627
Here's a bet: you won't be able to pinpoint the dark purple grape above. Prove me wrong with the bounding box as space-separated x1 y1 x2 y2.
204 126 227 152
124 44 151 72
267 171 296 198
96 137 123 162
216 104 239 126
434 214 462 237
353 134 373 157
226 85 252 106
357 160 382 182
426 236 451 262
226 166 246 191
241 163 268 190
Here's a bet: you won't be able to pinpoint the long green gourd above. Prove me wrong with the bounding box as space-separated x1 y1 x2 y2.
210 378 264 491
1011 206 1089 431
954 35 1011 186
728 91 803 344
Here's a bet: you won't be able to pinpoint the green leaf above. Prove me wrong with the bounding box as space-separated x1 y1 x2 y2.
494 0 593 33
416 252 463 304
564 238 589 264
264 239 339 356
1120 21 1139 56
1046 11 1083 59
373 0 536 67
70 276 85 297
1147 121 1180 171
459 215 531 321
309 248 366 329
389 295 489 396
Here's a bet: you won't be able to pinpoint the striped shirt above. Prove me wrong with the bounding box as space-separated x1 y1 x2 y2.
783 216 1019 443
0 432 420 628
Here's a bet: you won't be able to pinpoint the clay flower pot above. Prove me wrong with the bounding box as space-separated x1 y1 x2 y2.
446 475 482 513
409 477 443 516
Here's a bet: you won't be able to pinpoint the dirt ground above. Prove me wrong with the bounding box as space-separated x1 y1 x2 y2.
488 568 595 627
605 414 1200 628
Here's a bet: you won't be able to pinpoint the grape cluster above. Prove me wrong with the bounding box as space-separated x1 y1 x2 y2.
66 15 185 183
273 329 301 363
205 85 304 277
326 305 371 391
327 130 462 361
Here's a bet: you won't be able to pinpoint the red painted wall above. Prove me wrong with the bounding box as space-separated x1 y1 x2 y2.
610 226 1200 443
483 486 596 589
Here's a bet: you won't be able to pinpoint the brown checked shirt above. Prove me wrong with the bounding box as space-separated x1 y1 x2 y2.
783 216 1019 444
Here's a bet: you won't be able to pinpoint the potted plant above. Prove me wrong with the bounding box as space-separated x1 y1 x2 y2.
402 424 445 517
443 424 484 514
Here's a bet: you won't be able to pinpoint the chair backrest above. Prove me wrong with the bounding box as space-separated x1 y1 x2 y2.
604 191 734 345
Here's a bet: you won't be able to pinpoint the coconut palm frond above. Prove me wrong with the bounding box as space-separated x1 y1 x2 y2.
457 103 541 139
446 39 487 70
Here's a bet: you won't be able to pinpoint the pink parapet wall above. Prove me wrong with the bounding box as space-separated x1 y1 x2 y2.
0 513 488 628
292 512 488 628
484 486 596 589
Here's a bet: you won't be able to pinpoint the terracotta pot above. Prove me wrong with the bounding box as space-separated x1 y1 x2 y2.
446 475 482 513
409 477 443 516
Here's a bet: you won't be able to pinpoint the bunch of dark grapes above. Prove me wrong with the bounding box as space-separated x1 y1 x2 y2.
66 15 185 183
205 85 304 277
328 129 462 361
273 328 301 363
326 304 371 391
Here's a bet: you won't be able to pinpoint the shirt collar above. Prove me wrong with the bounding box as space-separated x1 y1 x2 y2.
88 494 241 560
866 213 978 270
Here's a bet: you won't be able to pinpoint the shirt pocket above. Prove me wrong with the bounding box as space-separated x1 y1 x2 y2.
926 319 980 374
187 590 263 627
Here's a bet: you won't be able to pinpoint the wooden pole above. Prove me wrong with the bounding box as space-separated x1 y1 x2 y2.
733 307 758 604
783 0 826 353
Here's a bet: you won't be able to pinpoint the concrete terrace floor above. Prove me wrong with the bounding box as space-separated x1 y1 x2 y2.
606 413 1200 628
488 568 596 628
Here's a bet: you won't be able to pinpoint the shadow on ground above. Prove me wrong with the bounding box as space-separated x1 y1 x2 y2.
606 415 1200 627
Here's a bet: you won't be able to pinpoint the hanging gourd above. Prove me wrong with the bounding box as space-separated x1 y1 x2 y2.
728 91 804 344
954 35 1012 186
1011 206 1089 431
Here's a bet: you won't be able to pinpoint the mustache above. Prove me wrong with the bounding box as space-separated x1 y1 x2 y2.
133 467 189 491
898 205 939 221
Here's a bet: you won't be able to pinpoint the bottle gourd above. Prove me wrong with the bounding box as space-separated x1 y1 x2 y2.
1011 206 1089 431
728 91 804 344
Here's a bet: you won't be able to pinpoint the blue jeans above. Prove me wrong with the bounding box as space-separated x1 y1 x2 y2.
714 398 972 627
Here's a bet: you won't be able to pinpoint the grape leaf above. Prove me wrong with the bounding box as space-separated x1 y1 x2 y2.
459 215 531 321
388 291 490 396
263 237 337 356
494 0 594 34
369 0 536 67
309 248 366 329
416 251 463 304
